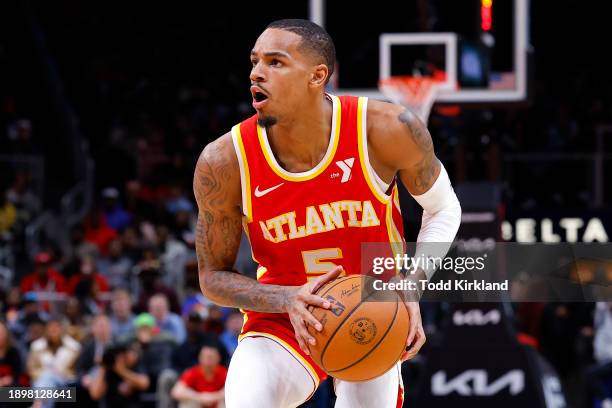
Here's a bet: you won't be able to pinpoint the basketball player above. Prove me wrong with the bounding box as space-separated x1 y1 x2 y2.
194 19 461 407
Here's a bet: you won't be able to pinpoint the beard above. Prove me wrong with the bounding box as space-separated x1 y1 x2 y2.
257 114 277 127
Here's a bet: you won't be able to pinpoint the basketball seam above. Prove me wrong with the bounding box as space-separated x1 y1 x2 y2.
327 295 399 374
319 280 378 371
343 308 408 382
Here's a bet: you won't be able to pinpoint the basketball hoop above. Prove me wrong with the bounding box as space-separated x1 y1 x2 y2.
378 76 444 123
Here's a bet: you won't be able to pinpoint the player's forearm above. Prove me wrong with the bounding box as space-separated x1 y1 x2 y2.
411 164 461 280
200 269 292 312
416 194 461 243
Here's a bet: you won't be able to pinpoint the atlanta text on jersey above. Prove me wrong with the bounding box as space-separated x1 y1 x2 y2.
259 200 381 243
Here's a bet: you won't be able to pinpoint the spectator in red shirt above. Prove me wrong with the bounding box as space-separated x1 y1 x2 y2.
20 252 66 312
171 346 226 408
84 210 118 256
67 255 110 298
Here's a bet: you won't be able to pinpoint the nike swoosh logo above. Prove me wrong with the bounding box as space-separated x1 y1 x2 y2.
254 183 284 198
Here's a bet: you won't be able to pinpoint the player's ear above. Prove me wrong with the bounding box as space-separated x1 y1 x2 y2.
309 64 329 88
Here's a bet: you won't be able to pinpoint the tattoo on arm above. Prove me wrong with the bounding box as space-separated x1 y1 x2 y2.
193 139 291 313
398 109 433 152
397 109 440 195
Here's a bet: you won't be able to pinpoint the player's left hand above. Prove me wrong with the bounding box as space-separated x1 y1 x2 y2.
401 301 426 361
286 265 344 354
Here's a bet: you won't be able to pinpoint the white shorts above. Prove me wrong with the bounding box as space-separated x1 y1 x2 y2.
225 335 404 408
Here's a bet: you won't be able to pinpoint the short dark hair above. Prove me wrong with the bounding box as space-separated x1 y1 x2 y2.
266 19 336 83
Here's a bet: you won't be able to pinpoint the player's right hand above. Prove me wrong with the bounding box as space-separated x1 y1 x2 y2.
285 266 344 355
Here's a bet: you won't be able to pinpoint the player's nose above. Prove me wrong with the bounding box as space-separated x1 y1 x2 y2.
249 62 266 83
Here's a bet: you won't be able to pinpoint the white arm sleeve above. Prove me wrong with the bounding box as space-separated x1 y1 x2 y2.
409 163 462 280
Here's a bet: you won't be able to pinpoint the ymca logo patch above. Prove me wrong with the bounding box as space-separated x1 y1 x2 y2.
334 157 354 183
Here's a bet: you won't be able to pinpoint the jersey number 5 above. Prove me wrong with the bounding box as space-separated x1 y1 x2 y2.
301 248 345 280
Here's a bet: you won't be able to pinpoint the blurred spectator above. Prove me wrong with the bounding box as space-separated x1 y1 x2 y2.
2 286 21 311
68 256 107 295
97 238 133 288
172 311 228 373
586 302 612 408
67 255 110 312
65 224 99 267
6 172 41 223
139 222 158 249
165 184 194 216
180 289 210 320
101 187 132 231
0 193 16 235
0 263 13 295
25 316 46 349
20 252 66 312
204 305 226 336
136 262 180 314
110 288 135 340
6 292 49 341
121 226 143 264
2 287 22 325
181 263 212 318
131 313 175 387
87 342 150 408
156 223 188 287
78 314 113 377
64 297 88 342
136 125 169 180
124 180 158 222
149 293 186 344
0 321 22 386
84 211 118 256
27 318 81 394
173 208 196 248
220 312 242 357
171 345 226 408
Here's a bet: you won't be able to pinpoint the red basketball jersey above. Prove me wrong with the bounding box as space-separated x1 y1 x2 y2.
231 95 405 381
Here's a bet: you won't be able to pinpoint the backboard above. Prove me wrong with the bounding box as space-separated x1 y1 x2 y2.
310 0 531 104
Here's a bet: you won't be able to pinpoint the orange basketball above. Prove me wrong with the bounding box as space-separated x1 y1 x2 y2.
307 275 409 382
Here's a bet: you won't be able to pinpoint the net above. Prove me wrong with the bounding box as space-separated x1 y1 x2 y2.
378 76 444 123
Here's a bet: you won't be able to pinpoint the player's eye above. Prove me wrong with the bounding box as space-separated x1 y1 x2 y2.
270 59 282 67
251 59 258 67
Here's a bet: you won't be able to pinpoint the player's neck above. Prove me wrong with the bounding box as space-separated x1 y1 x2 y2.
265 95 333 172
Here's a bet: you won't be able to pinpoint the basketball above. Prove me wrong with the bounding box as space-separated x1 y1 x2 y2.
307 275 410 382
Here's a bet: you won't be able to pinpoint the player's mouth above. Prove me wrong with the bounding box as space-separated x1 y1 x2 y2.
251 85 269 110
